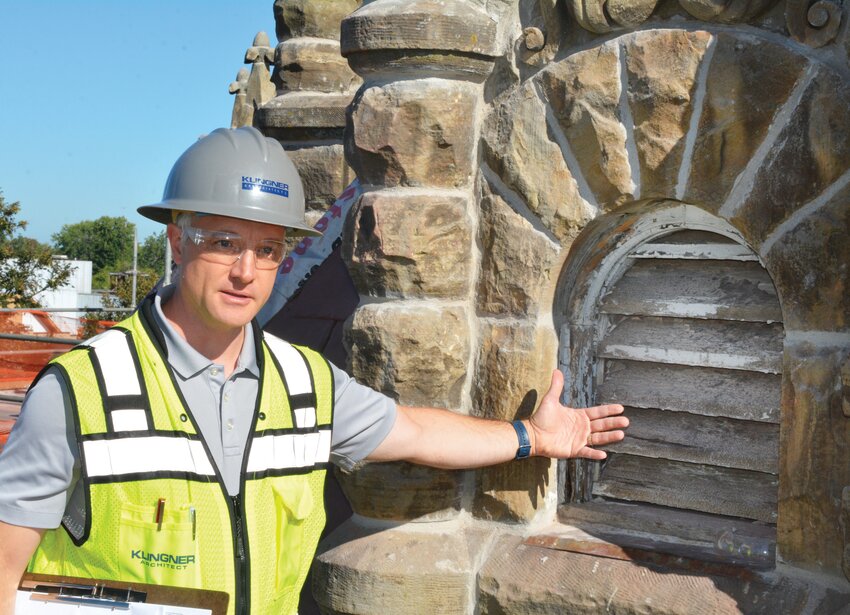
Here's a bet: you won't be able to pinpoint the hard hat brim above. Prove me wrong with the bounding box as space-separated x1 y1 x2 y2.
137 204 323 238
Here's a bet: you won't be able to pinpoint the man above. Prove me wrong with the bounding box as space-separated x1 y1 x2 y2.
0 128 627 615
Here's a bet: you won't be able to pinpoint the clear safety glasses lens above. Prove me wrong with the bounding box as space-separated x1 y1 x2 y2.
184 226 285 270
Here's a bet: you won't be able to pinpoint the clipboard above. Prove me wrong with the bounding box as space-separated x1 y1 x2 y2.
17 573 229 615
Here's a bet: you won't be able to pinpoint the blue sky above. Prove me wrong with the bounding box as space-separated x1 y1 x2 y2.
0 1 276 244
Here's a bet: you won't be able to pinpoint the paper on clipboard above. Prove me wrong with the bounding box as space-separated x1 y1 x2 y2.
15 591 212 614
16 574 228 615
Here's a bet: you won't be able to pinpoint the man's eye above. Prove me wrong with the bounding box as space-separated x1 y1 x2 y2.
212 238 237 251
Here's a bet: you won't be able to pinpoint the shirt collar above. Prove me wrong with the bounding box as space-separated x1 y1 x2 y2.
150 285 261 380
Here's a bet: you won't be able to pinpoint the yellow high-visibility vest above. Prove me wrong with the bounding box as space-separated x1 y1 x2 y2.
28 302 334 615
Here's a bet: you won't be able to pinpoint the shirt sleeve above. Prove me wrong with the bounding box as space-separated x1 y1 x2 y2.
328 362 397 472
0 367 79 528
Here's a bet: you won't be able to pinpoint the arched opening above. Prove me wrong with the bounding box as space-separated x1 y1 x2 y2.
557 203 782 567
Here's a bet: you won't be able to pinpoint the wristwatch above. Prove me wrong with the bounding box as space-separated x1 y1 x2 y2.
511 420 532 459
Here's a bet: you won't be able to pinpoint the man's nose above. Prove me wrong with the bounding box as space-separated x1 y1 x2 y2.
230 248 257 282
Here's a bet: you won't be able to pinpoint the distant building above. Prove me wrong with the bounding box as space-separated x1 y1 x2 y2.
34 257 105 334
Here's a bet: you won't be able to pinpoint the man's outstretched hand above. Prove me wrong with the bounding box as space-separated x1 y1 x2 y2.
528 369 628 460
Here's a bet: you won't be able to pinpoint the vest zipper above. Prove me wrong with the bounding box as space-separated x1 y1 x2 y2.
231 494 250 615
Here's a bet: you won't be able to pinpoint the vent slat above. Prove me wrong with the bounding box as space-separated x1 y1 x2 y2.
592 455 777 523
605 407 779 473
600 260 782 322
597 360 781 423
598 316 783 373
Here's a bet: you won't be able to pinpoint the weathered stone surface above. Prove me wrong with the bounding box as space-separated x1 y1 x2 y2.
536 41 634 207
777 341 850 574
274 39 360 94
623 30 711 198
763 179 850 332
274 0 360 40
732 66 850 247
843 487 850 581
335 462 462 521
477 191 561 316
286 144 352 212
257 93 350 129
315 519 494 615
346 81 478 188
481 84 594 242
685 34 809 211
346 303 469 408
340 0 499 57
346 49 497 83
569 0 660 33
679 0 778 22
478 534 850 614
343 191 472 298
471 323 558 522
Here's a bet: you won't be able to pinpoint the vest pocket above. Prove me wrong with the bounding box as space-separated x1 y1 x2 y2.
272 479 315 591
118 502 201 586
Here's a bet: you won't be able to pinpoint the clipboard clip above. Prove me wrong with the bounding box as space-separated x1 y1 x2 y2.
27 580 148 610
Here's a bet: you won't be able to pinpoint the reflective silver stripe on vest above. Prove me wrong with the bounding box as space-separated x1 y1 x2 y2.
83 330 149 432
82 437 216 478
246 429 332 472
264 335 318 429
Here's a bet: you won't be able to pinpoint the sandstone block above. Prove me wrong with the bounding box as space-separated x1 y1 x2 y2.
481 84 594 242
477 534 850 613
285 144 353 212
340 0 499 57
257 93 350 129
763 179 850 332
275 39 360 94
343 191 472 298
684 34 808 211
315 519 494 615
346 303 469 408
274 0 360 40
623 30 711 198
776 341 850 574
346 81 478 188
537 41 634 205
732 65 850 247
346 81 479 188
470 323 559 521
477 188 562 316
335 462 462 521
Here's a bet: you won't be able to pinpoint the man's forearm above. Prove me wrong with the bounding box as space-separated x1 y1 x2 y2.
0 522 45 615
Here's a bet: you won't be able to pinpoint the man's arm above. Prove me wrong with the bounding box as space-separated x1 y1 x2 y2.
368 369 628 467
0 522 44 613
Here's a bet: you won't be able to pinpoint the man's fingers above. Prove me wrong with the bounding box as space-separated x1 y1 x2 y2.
583 403 626 420
590 416 630 432
588 429 626 446
579 447 608 460
544 369 565 402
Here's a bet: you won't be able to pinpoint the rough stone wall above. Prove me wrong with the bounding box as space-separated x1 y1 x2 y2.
253 0 850 612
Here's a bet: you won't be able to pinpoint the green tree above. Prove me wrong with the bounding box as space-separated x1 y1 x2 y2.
52 216 134 274
138 230 167 274
0 192 73 307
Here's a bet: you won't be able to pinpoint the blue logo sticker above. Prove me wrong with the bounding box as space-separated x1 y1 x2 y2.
242 176 289 198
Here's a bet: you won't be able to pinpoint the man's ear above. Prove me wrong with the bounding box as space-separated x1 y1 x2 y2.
166 223 184 265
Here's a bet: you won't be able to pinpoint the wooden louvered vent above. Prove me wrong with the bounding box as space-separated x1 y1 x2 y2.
570 230 783 564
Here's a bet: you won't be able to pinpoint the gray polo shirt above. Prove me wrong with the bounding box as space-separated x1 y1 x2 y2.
0 288 396 529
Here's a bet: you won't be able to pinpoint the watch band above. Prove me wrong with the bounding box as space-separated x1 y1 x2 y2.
511 420 532 459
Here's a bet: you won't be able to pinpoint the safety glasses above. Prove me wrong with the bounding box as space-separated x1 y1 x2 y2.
182 226 285 270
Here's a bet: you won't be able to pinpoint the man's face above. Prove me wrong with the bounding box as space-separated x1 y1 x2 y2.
168 214 285 333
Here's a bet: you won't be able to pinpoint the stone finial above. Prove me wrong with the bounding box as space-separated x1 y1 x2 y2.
786 0 843 47
243 31 277 121
229 67 250 128
841 356 850 418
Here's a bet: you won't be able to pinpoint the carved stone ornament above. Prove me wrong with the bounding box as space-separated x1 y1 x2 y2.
569 0 661 32
786 0 844 47
678 0 779 22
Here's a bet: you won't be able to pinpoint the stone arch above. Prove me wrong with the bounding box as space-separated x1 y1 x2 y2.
482 28 850 330
480 25 850 571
